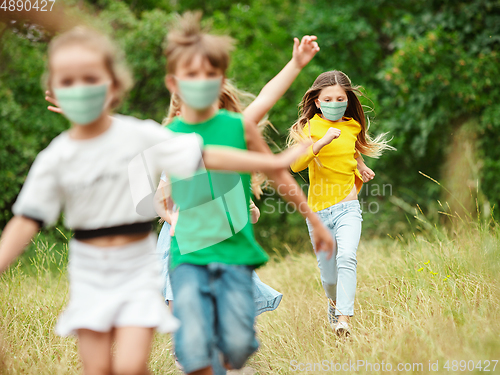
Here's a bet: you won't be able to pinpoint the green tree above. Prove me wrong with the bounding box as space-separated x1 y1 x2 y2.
1 0 500 244
377 0 500 223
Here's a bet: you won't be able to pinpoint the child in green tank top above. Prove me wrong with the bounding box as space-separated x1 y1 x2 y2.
162 12 334 375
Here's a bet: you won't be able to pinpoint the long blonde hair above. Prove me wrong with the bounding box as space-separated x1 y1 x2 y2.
163 80 272 199
287 70 393 158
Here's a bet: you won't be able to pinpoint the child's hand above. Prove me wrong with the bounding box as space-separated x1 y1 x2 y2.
249 201 260 224
292 35 320 69
320 127 341 145
153 185 170 222
276 140 312 168
359 166 375 182
45 91 63 114
312 128 340 155
310 219 335 259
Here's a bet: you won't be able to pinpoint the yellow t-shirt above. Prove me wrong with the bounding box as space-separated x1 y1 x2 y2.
290 114 363 212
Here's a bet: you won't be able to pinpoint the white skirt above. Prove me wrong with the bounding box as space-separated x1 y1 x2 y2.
55 233 180 336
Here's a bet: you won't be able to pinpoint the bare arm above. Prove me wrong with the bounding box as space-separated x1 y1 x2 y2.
290 126 341 171
0 216 40 274
154 179 172 224
244 119 334 256
202 143 308 174
243 36 320 125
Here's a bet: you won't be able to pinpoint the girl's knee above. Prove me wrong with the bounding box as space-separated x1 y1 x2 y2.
322 282 337 300
336 251 357 267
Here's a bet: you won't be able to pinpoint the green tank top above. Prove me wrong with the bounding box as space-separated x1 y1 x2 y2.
168 109 269 270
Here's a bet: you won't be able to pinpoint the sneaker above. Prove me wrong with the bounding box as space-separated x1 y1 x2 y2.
327 301 339 330
335 321 350 337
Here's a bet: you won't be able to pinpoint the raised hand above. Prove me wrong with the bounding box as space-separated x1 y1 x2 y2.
292 35 320 69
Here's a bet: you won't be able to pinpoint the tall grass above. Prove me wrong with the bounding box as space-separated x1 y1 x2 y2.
1 218 499 374
251 221 500 374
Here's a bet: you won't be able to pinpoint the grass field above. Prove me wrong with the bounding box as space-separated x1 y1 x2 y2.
1 221 499 374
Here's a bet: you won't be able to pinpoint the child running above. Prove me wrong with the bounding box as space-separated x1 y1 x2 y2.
156 79 289 314
156 181 279 374
0 26 309 375
157 188 282 318
162 11 334 375
288 70 393 336
157 81 284 373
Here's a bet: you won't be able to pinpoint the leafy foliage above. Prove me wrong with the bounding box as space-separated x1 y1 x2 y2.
1 0 499 247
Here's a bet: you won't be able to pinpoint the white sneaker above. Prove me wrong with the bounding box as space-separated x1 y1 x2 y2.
335 321 350 337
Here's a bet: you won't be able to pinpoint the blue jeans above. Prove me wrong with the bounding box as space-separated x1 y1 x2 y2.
157 222 282 315
170 263 259 374
306 200 362 316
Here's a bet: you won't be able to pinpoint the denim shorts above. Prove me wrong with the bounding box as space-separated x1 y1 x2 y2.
170 262 259 374
157 222 282 315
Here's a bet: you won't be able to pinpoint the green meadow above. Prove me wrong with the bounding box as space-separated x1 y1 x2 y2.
2 216 499 374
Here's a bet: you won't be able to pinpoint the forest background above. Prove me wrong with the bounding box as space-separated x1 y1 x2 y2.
1 0 500 251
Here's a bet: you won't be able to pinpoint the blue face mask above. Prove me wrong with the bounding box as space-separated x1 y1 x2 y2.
175 77 222 110
319 100 348 121
54 83 110 125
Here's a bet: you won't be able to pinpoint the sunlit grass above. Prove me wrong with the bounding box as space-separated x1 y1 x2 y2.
250 222 500 374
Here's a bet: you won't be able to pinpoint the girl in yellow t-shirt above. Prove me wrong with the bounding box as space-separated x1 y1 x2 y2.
288 70 393 336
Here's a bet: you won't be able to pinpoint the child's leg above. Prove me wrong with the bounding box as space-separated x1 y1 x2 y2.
77 329 113 375
332 204 362 321
156 222 174 303
112 327 155 375
306 216 338 301
170 264 216 374
211 348 227 375
315 250 338 301
214 264 258 370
